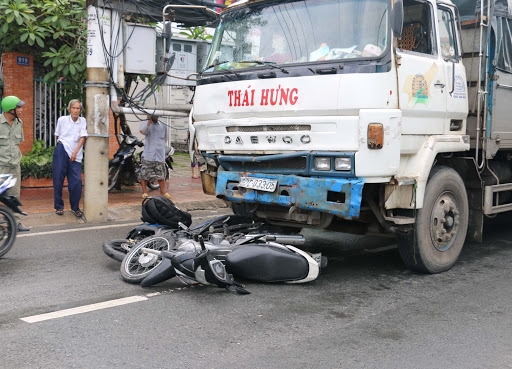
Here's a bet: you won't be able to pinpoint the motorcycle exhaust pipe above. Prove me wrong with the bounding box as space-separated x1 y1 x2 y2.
245 234 306 246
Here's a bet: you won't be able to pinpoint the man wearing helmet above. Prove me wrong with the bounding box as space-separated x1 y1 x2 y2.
0 95 29 231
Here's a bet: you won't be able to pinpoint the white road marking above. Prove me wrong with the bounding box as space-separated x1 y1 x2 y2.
20 295 148 323
17 222 141 238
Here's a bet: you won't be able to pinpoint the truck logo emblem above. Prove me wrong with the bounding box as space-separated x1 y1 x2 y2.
236 136 243 144
300 135 311 144
403 64 438 105
224 136 232 144
282 136 293 144
267 136 276 143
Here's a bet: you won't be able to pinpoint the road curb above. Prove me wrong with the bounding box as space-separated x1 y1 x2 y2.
23 198 229 228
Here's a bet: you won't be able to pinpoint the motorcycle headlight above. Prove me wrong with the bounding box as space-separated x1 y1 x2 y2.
125 136 137 145
209 259 227 281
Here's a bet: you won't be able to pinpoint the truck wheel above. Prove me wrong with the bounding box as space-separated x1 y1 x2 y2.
397 166 469 273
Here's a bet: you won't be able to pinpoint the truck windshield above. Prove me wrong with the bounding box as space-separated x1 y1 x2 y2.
204 0 389 72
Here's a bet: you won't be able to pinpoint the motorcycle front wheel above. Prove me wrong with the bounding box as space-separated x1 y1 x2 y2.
0 205 17 258
108 164 122 191
120 235 176 283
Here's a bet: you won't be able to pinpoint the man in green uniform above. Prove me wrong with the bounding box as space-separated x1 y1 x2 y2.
0 96 29 231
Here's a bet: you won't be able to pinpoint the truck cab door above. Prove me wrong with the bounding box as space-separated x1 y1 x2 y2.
437 5 468 134
396 0 447 135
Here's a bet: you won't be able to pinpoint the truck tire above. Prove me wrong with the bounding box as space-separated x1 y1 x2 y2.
397 166 469 273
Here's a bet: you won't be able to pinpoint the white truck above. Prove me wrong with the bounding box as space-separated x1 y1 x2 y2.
188 0 512 273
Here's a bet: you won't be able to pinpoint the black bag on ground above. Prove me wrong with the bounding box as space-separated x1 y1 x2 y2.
141 196 192 227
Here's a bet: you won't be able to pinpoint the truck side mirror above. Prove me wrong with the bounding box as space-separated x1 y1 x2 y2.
391 0 404 38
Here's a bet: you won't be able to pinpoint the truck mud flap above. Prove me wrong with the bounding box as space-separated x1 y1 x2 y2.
216 172 363 219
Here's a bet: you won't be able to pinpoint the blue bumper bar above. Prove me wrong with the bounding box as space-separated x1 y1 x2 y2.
216 172 364 219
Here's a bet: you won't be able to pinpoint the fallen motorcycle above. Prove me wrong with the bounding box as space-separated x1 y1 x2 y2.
139 233 325 288
118 215 264 283
103 214 260 262
117 215 326 287
0 174 26 258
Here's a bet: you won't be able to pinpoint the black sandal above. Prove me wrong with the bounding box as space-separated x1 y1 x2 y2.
72 209 83 217
56 209 64 216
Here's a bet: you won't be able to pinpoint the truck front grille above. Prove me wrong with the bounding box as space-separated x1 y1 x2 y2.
226 125 311 133
219 154 308 174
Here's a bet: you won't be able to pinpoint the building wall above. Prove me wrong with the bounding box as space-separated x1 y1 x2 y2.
1 52 34 154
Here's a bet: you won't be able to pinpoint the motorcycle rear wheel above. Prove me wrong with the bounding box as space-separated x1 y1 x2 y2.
120 235 176 283
147 179 160 191
108 164 122 191
103 238 139 262
0 205 17 258
147 165 170 191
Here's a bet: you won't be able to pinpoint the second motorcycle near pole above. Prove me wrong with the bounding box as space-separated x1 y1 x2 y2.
107 134 173 192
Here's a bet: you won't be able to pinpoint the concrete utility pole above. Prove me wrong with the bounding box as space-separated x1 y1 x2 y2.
84 3 111 222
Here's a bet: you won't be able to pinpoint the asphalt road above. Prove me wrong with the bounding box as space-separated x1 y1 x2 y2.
1 211 512 369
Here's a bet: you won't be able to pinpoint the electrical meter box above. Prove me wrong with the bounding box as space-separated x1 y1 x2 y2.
156 38 210 86
196 42 211 73
123 23 156 74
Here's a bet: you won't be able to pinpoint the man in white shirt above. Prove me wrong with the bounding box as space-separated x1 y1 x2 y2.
52 99 87 217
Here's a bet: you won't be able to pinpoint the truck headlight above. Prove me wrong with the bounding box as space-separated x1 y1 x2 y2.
314 157 331 171
334 157 351 171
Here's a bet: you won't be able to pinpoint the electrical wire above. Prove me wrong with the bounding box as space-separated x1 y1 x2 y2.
89 0 215 140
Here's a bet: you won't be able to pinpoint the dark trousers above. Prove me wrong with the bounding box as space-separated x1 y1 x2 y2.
52 143 82 211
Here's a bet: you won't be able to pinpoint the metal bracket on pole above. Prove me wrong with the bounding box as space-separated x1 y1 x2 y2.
85 82 110 88
86 133 110 138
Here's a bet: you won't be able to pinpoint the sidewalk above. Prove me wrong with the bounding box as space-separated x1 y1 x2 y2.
19 153 228 228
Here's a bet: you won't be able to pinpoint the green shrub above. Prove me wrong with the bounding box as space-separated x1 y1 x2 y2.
21 139 54 179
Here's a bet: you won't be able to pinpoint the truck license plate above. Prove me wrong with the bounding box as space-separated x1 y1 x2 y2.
239 177 277 192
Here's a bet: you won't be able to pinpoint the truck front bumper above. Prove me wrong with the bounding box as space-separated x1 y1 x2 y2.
216 171 364 219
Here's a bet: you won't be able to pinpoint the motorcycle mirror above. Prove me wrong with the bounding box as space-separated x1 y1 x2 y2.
198 235 206 251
